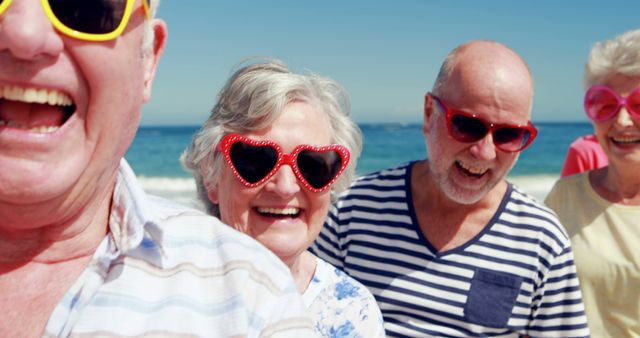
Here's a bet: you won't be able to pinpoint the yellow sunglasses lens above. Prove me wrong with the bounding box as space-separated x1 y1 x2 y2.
47 0 130 36
1 0 149 41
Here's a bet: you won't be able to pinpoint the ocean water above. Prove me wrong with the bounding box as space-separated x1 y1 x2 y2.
125 122 595 204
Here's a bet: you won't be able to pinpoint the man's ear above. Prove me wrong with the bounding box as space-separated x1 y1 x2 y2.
142 19 168 102
423 93 435 134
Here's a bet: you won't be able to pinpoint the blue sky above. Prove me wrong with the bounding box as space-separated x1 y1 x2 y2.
142 1 640 125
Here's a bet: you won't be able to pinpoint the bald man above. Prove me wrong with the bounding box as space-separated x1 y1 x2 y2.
312 41 590 337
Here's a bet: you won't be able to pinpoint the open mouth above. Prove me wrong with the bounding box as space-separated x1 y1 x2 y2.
254 207 302 219
0 85 76 134
455 160 488 178
611 136 640 145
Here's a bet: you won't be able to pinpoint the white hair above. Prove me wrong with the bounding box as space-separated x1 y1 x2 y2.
584 29 640 88
142 0 160 51
181 59 363 217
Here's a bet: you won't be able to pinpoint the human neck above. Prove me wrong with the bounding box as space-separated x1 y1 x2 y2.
0 188 113 266
413 160 507 252
592 166 640 205
284 250 317 294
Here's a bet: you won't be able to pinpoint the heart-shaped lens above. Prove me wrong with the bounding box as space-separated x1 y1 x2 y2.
229 142 278 184
296 149 343 189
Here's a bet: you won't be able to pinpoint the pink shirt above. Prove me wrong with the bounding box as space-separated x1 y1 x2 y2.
561 134 608 177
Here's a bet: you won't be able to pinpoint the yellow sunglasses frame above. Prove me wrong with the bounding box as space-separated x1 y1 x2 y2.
0 0 150 42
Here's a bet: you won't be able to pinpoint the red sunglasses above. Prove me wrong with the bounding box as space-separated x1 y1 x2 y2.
430 93 538 152
216 134 350 193
584 85 640 122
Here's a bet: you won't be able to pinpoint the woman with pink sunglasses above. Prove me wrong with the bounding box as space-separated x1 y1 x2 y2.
545 29 640 337
182 59 385 337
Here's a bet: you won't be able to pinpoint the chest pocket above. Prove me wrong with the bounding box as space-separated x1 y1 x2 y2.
464 268 524 328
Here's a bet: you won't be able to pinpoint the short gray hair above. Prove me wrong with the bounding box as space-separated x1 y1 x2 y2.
584 29 640 88
142 0 161 51
181 59 363 217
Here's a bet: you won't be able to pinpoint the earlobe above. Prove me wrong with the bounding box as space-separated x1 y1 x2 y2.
207 184 219 204
142 19 168 102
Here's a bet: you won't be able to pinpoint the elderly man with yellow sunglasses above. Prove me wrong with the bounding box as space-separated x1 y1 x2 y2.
0 1 316 337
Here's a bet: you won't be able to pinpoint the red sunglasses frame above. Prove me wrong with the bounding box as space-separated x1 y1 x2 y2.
217 134 350 193
429 93 537 153
584 85 640 122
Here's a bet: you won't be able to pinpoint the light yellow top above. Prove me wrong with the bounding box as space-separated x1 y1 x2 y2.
545 172 640 338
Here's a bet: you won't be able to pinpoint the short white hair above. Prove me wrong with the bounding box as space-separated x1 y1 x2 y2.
584 29 640 88
142 0 161 51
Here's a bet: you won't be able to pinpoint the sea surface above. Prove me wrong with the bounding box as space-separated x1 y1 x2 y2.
125 122 595 205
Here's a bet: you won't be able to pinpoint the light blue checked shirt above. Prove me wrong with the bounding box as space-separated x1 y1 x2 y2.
43 159 315 337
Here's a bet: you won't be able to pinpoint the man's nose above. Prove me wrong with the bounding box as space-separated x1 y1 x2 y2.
469 133 498 160
0 0 64 61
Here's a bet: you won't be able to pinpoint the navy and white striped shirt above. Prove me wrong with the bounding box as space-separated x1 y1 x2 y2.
312 162 589 337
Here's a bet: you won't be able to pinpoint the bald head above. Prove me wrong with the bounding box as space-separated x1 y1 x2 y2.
432 40 534 117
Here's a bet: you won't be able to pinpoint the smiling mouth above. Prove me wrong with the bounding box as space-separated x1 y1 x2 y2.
0 85 76 134
255 207 301 219
456 160 488 178
611 136 640 145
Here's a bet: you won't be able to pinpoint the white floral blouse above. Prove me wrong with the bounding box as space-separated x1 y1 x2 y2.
303 255 386 338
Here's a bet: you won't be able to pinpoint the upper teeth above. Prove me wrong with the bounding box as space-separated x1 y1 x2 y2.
458 161 488 175
612 136 640 143
0 85 73 106
256 207 300 215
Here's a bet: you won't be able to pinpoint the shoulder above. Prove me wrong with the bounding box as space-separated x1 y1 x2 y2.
306 257 385 337
79 198 314 336
336 161 414 205
316 258 378 303
329 162 414 224
551 172 586 190
354 161 413 186
546 173 587 204
505 185 572 252
138 195 298 296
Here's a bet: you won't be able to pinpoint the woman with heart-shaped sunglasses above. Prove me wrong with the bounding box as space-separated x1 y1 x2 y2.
182 59 385 337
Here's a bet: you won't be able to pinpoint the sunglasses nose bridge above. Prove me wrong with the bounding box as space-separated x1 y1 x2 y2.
281 153 296 166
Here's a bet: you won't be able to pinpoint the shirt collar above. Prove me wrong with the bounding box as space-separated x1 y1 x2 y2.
108 159 162 254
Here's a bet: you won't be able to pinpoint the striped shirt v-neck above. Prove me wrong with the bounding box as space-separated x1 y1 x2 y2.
312 161 589 338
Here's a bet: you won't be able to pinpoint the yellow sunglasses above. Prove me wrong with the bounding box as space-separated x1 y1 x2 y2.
0 0 151 42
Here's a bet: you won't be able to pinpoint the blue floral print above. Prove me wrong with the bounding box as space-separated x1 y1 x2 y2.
303 256 385 338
